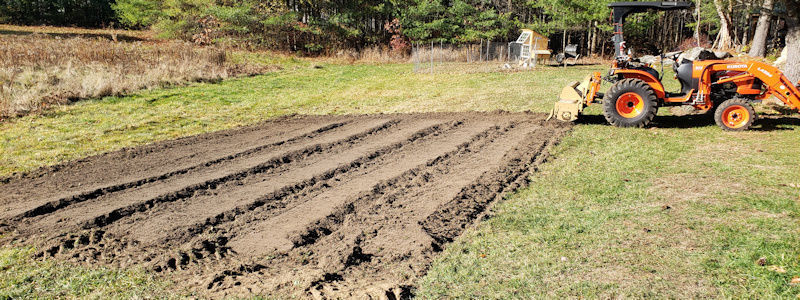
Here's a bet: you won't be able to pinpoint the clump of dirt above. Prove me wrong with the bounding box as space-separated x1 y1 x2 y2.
0 112 571 298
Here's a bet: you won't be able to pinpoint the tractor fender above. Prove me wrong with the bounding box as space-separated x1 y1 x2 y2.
612 69 666 99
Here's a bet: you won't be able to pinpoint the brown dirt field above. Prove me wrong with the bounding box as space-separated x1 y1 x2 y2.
0 112 571 298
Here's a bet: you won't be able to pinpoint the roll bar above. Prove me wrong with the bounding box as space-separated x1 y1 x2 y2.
609 2 692 58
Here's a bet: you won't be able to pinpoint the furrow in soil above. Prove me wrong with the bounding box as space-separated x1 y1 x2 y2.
0 112 572 299
7 118 398 241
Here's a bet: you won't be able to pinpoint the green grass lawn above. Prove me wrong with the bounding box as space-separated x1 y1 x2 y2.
1 59 799 298
0 247 177 299
418 115 800 298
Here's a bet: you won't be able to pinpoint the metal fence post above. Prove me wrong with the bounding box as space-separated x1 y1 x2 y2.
479 39 483 62
532 38 538 68
430 40 433 74
412 42 416 73
507 42 511 63
440 40 443 68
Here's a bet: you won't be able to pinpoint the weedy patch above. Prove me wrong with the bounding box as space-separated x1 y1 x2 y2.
0 33 276 119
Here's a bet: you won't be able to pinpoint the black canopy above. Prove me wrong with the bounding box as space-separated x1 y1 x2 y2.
608 2 692 58
609 2 692 23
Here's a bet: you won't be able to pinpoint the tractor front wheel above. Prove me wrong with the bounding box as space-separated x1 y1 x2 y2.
714 98 756 131
603 79 659 128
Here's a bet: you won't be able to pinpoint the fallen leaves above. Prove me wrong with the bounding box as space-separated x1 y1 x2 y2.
768 265 787 273
791 277 800 285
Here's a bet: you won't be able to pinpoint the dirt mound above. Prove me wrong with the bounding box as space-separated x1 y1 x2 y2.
0 112 570 298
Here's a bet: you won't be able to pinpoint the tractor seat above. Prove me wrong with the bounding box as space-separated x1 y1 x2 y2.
672 48 728 95
674 59 695 95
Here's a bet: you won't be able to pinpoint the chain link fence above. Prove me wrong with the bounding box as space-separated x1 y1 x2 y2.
411 40 553 74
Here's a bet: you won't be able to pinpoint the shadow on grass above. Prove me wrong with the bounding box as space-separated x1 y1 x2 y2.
753 115 800 131
575 113 799 131
0 29 145 42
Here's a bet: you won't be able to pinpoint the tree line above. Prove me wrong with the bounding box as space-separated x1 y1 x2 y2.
1 0 798 69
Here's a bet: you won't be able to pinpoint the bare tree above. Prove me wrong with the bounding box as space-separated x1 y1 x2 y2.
695 0 702 44
784 0 800 83
712 0 735 49
749 0 774 57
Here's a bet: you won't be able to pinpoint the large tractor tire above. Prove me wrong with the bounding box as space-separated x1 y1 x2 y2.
714 98 756 131
603 79 659 128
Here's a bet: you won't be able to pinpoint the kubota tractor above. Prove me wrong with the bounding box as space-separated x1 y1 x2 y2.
549 1 800 131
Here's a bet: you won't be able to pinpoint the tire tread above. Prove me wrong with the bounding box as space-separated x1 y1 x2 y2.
602 79 659 128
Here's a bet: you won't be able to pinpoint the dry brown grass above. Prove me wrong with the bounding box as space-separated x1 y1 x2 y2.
332 45 505 64
329 46 409 63
0 24 152 42
0 32 273 120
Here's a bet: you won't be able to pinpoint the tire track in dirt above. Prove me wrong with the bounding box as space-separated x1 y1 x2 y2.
222 120 495 257
202 120 565 298
48 118 479 272
84 118 461 257
6 118 397 240
0 117 354 221
202 122 515 293
1 121 349 222
303 123 548 298
0 112 572 299
0 115 349 206
420 128 568 245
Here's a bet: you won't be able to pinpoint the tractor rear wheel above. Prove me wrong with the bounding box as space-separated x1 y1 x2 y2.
714 98 756 131
603 79 659 128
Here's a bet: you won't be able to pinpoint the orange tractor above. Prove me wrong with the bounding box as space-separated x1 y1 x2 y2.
550 1 800 130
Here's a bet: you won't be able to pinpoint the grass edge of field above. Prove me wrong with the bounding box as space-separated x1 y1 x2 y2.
0 246 186 298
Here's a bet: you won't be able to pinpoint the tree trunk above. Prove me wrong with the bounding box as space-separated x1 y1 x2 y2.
783 0 800 83
750 0 774 57
695 0 701 45
742 1 751 47
713 0 734 49
587 26 592 56
589 21 599 55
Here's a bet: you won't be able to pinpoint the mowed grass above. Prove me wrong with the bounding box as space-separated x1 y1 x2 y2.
2 58 799 298
0 247 177 298
0 62 597 176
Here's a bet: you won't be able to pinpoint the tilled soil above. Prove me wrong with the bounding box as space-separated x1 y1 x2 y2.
0 112 570 298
